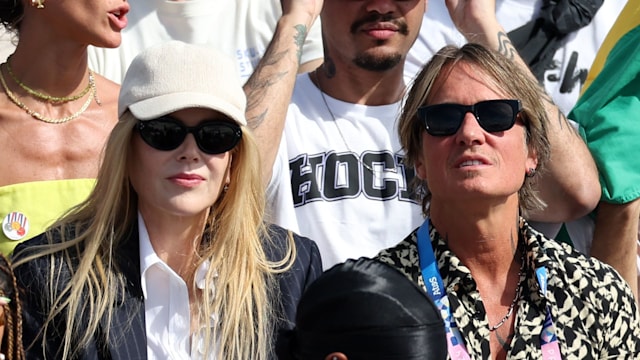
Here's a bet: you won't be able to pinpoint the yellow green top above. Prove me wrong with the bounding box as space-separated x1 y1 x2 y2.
0 179 95 255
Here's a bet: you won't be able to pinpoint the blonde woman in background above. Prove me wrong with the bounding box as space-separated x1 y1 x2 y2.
12 41 321 360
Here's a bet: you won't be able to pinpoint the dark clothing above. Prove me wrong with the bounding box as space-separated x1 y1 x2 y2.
509 0 604 81
13 223 322 360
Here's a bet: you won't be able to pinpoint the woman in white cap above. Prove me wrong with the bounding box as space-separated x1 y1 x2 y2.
12 40 322 360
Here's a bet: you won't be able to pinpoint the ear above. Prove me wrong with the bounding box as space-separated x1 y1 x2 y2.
324 352 348 360
525 147 538 175
414 154 428 180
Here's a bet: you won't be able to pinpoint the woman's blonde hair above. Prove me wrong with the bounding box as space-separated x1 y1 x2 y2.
14 111 294 359
399 43 551 218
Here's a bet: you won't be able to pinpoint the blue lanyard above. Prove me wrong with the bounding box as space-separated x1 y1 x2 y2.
417 220 471 359
416 218 561 359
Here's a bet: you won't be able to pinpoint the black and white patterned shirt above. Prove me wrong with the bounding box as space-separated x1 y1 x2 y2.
376 217 640 359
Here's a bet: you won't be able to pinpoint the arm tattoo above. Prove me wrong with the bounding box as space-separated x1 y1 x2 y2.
496 32 517 61
244 23 309 129
540 90 573 131
293 24 307 64
244 58 288 129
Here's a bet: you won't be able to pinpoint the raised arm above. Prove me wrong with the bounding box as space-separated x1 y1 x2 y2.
243 0 323 186
445 0 600 222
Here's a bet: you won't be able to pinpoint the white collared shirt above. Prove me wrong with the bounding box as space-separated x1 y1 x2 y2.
138 213 218 360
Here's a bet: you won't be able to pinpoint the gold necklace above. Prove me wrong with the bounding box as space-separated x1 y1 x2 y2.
6 56 93 104
313 69 397 176
0 63 96 124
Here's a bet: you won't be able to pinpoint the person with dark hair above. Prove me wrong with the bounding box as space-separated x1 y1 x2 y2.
0 0 129 254
277 257 447 360
377 43 640 358
266 0 599 271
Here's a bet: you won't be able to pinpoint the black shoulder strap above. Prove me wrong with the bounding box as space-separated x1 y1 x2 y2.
508 0 604 81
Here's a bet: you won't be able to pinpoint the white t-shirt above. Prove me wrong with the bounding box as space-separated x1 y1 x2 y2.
269 74 424 269
406 0 626 115
88 0 323 84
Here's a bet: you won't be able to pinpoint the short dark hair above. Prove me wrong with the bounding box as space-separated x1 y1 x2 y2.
277 257 447 360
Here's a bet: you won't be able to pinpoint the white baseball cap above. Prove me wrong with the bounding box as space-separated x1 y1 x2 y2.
118 40 247 125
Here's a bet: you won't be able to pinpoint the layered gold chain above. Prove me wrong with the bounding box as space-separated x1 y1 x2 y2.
5 56 93 103
0 63 97 124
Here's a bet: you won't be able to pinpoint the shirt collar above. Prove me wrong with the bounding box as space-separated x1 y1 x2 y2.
138 211 164 299
137 211 218 300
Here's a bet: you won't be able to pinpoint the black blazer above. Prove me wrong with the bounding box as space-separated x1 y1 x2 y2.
13 223 322 359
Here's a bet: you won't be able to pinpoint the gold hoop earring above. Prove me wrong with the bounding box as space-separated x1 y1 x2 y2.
31 0 44 8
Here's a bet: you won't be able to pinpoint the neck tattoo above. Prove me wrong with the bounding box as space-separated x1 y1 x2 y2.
489 250 525 332
312 69 396 177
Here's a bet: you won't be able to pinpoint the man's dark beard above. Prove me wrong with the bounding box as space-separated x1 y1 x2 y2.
353 52 402 72
349 12 408 72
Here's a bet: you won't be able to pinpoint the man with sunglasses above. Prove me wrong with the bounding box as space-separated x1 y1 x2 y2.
376 42 639 360
265 0 599 270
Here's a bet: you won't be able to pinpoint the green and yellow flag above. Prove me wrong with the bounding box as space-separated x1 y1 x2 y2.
582 1 640 93
569 0 640 204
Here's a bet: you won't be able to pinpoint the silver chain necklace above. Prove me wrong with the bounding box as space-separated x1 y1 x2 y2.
312 70 395 176
489 251 525 331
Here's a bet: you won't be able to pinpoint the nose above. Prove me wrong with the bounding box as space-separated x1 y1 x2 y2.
365 0 396 14
176 133 201 162
455 112 486 146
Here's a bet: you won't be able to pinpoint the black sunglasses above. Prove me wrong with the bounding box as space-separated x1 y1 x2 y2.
136 116 242 154
417 99 522 136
